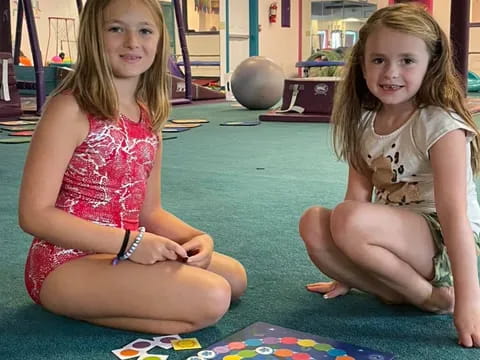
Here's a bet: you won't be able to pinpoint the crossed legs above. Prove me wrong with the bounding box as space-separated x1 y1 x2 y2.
39 252 247 334
299 201 453 313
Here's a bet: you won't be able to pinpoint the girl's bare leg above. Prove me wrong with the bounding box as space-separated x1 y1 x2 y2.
39 252 247 334
299 201 453 312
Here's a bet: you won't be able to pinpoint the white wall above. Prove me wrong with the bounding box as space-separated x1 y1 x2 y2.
258 0 308 78
10 0 79 64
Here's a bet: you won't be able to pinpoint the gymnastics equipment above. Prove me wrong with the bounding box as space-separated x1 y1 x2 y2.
259 77 339 123
296 49 345 77
45 17 77 66
468 71 480 92
0 53 22 119
168 56 224 101
230 56 285 110
9 1 82 115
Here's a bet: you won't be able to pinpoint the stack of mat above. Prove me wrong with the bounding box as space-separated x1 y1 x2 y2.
0 118 38 144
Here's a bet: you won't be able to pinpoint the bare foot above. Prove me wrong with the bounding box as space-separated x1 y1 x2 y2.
419 286 454 314
306 281 350 299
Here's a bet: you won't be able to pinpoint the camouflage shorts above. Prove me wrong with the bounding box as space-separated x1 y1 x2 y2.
422 212 480 287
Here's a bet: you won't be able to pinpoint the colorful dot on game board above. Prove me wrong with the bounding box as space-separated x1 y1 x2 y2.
198 350 216 359
336 356 356 360
159 336 178 344
280 337 298 345
255 346 274 355
228 341 246 350
252 355 277 360
327 349 347 357
223 355 242 360
132 340 152 348
245 339 263 347
297 339 316 347
292 353 310 360
274 349 294 357
313 343 333 352
120 349 140 356
262 337 279 345
213 346 230 354
142 356 166 360
237 350 257 358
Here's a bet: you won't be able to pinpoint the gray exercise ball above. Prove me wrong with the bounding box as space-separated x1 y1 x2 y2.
230 56 285 110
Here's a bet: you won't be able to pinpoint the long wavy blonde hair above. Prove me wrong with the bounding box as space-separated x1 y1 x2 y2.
332 3 480 174
52 0 171 132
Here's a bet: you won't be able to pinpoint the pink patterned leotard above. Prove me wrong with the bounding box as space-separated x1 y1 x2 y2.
24 108 158 304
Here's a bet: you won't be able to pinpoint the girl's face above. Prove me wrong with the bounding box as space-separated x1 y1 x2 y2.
362 26 430 109
103 0 160 81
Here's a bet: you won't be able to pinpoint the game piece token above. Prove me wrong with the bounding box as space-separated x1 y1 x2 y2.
197 350 216 359
153 335 181 349
256 347 274 355
171 338 202 350
137 355 168 360
122 338 156 353
112 347 143 360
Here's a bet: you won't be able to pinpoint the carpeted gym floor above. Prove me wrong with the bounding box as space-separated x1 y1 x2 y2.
1 101 480 359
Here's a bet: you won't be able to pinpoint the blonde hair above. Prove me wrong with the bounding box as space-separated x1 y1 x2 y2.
332 3 480 174
52 0 171 132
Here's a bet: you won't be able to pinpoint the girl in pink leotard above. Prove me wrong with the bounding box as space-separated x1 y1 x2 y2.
20 0 246 335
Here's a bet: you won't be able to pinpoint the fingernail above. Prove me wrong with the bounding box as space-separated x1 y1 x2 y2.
323 294 329 299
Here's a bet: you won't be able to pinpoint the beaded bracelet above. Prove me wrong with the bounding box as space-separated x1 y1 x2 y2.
119 226 146 261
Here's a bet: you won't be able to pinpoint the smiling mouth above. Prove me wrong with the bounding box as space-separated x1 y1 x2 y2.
120 55 141 60
380 84 404 90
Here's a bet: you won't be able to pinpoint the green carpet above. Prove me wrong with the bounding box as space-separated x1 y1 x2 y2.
2 101 480 359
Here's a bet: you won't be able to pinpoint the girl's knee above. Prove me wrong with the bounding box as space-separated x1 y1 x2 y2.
229 261 247 300
195 277 231 327
330 201 368 248
299 206 330 246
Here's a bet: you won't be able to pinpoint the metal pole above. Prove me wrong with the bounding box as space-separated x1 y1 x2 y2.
172 0 192 100
22 0 45 114
14 0 24 64
450 0 470 93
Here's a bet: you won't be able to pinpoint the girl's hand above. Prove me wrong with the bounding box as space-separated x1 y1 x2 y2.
454 300 480 347
181 234 214 269
128 231 187 264
306 281 350 299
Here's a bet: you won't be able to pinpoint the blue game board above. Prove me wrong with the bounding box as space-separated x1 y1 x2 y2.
186 322 395 360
